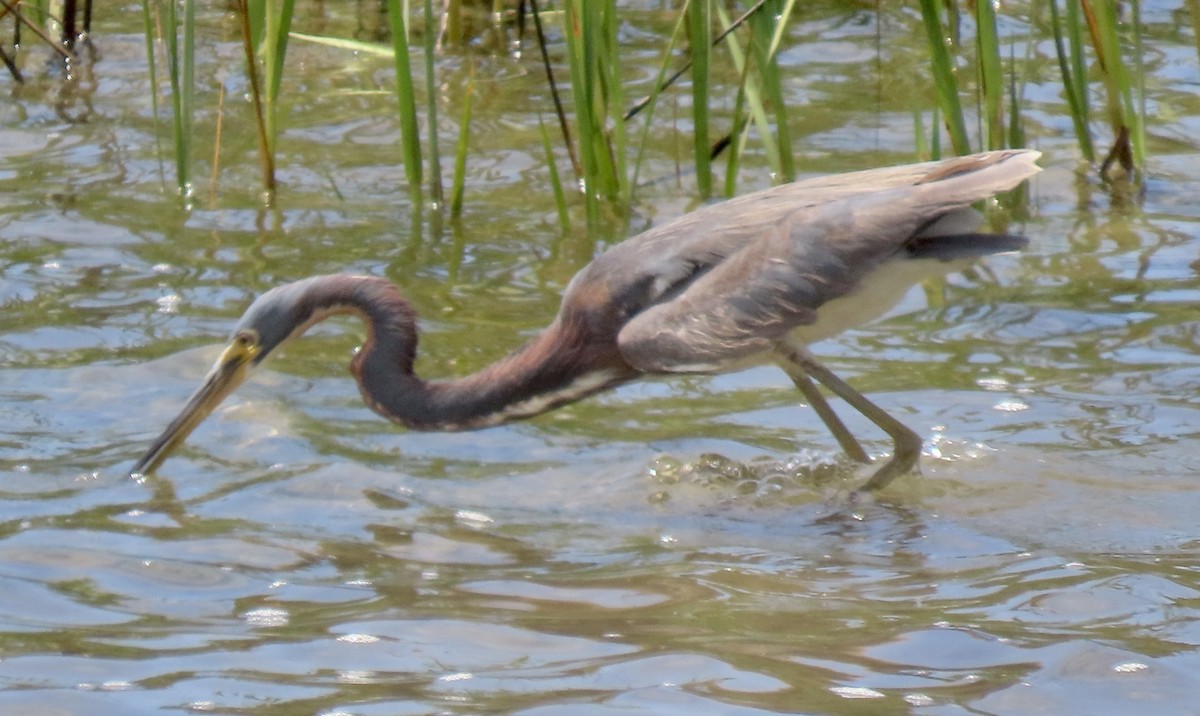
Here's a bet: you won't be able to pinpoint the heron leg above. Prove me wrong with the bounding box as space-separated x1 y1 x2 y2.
778 363 870 464
774 343 923 492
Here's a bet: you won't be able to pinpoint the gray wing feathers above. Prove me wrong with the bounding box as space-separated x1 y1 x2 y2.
616 150 1040 373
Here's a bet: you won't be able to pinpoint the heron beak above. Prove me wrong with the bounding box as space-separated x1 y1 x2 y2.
130 340 258 477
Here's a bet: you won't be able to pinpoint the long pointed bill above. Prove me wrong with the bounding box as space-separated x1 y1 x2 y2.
130 341 255 478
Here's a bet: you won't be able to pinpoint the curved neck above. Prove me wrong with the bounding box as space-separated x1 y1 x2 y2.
328 278 633 431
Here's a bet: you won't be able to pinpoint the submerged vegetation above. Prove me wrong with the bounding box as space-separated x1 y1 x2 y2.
0 1 1153 212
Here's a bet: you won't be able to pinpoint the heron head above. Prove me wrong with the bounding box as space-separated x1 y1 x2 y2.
130 280 325 477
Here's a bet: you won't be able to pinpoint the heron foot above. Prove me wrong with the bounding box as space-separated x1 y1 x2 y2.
853 426 923 493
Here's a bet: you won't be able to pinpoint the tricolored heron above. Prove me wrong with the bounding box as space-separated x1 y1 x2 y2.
132 149 1040 491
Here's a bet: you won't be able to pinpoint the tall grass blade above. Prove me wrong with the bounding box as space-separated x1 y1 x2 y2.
1083 0 1141 175
386 0 424 204
450 68 472 217
932 104 941 157
624 0 774 123
913 109 928 159
1049 0 1094 160
710 4 787 181
1189 0 1200 63
723 65 750 197
714 4 782 182
918 0 970 155
158 0 194 197
262 0 295 164
182 0 194 194
530 0 580 177
1007 44 1025 151
139 0 165 181
236 0 275 196
562 0 623 224
444 0 462 48
1130 0 1146 171
422 0 443 206
539 113 570 231
602 0 630 206
629 6 688 192
749 0 794 181
687 0 712 197
563 0 598 224
975 0 1003 149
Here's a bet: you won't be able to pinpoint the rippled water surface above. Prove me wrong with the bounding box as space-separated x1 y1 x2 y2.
4 3 1200 714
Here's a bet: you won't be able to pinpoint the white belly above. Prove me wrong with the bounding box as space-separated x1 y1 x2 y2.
787 255 974 346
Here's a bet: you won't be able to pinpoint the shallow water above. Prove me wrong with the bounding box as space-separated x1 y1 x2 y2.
4 3 1200 715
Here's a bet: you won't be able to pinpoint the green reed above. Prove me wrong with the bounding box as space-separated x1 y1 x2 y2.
386 0 424 206
1047 0 1146 175
450 68 473 217
548 0 798 219
627 7 688 193
1049 0 1094 161
138 0 164 173
131 0 806 215
140 0 196 197
1083 0 1144 177
750 0 796 182
975 0 1003 150
920 0 1145 176
239 0 296 197
687 0 712 198
918 0 970 156
539 113 570 230
421 0 443 206
711 0 797 189
562 0 625 224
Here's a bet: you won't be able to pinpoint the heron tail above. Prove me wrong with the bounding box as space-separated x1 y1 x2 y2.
906 233 1029 260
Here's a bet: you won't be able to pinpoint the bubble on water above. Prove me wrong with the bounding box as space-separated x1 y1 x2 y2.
242 607 289 627
100 681 132 691
647 455 682 484
456 509 494 527
645 449 853 506
994 399 1030 412
1113 662 1148 673
156 293 180 313
831 686 885 699
976 376 1010 391
336 670 376 685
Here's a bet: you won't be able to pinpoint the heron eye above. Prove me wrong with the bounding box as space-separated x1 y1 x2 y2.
234 330 259 349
